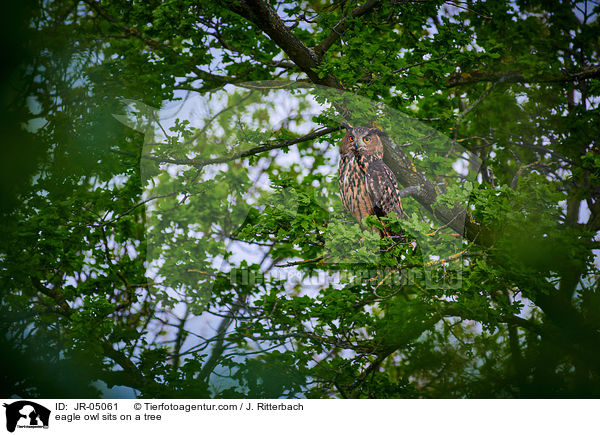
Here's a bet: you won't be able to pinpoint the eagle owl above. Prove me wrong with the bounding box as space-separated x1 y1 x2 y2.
338 124 403 237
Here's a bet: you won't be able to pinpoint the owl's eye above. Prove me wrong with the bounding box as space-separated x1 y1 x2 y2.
364 136 371 143
348 135 355 142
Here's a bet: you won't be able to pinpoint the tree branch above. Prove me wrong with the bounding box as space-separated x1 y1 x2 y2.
380 134 484 241
82 0 163 50
446 66 600 88
313 0 382 59
101 341 149 391
225 0 343 88
142 125 341 167
83 0 236 90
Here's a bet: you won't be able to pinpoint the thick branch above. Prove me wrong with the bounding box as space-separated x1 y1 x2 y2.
206 23 297 70
225 0 342 88
380 135 485 241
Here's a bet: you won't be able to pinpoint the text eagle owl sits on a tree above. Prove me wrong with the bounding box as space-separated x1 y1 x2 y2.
338 123 404 238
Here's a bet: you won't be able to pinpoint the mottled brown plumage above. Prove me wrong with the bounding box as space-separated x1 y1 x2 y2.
338 124 403 237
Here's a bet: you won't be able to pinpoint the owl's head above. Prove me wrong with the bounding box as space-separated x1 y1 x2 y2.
340 123 385 158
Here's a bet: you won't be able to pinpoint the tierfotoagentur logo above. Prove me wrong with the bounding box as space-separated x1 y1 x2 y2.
3 401 50 433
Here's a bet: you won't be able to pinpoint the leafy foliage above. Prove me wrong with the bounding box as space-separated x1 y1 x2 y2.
1 0 600 399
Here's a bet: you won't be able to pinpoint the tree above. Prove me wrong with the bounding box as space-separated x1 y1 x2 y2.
1 0 599 398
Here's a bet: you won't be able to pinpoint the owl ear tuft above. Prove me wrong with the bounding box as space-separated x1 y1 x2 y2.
341 122 353 131
371 120 383 130
372 127 389 139
369 120 387 136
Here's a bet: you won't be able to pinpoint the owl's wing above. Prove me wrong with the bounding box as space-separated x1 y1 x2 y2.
365 158 403 219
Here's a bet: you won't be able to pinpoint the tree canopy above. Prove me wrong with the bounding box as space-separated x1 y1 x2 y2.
1 0 600 398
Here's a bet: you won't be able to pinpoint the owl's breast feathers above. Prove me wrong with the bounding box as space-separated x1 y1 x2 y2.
339 153 374 224
338 153 403 232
